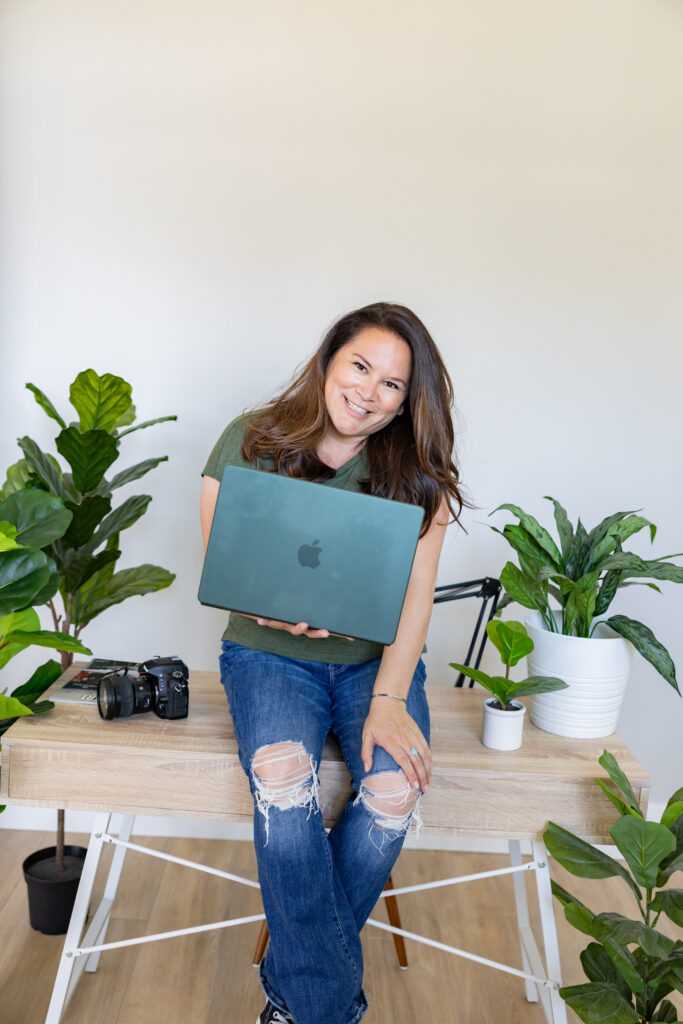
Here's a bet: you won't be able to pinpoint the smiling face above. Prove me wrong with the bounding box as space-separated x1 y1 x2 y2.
322 326 412 448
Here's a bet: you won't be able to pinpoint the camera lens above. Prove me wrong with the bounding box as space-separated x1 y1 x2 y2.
97 673 156 720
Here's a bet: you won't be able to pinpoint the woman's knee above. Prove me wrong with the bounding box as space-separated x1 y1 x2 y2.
353 769 421 849
251 741 320 843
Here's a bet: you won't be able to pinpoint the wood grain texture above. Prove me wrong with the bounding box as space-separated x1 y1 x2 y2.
1 665 649 841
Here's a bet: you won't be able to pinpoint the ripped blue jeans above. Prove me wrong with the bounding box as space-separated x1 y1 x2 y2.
219 641 430 1024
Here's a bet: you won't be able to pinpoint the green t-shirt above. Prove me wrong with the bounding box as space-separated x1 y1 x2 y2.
202 414 385 665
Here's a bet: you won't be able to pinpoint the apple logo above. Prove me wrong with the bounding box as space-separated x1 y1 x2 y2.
298 539 322 569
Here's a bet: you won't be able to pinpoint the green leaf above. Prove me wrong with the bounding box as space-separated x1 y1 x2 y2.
558 981 639 1023
103 456 169 493
84 494 151 554
0 695 35 719
508 675 568 699
17 437 72 502
27 699 55 716
651 890 683 927
28 567 62 607
76 564 175 626
55 427 119 494
661 802 683 829
0 548 52 617
600 552 683 584
610 817 676 889
544 496 574 563
11 658 62 700
25 382 66 429
651 999 678 1022
3 629 92 655
598 751 643 817
581 943 632 1001
498 524 547 577
113 402 137 429
595 570 622 618
567 518 591 581
565 571 601 636
594 912 674 958
587 511 638 562
545 822 641 899
500 561 545 611
486 619 534 666
448 662 513 705
610 515 656 546
602 938 645 994
117 414 177 438
0 608 41 667
59 548 120 594
0 458 33 500
0 490 73 548
69 370 132 433
0 523 20 551
594 779 637 819
606 616 679 694
63 495 112 548
492 503 563 569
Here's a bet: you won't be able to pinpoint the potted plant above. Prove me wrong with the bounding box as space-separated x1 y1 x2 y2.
491 499 682 738
545 751 683 1024
2 369 177 932
450 620 568 750
0 488 93 932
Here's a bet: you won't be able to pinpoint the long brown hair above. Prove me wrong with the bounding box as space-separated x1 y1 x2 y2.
243 302 467 534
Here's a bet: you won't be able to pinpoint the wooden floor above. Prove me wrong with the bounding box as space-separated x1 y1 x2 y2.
1 830 681 1024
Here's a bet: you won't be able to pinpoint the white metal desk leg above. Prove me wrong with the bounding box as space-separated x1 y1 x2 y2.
508 840 538 1004
44 812 111 1024
531 840 567 1024
84 814 136 974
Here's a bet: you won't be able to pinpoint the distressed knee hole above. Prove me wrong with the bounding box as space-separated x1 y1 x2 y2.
251 742 319 844
355 770 419 834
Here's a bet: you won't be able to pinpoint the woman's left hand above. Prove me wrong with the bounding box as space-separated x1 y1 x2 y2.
361 699 431 792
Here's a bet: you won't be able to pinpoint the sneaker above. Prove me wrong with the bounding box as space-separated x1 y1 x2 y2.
256 1001 295 1024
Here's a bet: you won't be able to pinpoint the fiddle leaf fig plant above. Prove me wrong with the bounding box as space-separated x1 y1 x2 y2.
0 489 92 814
490 499 682 695
2 369 177 669
450 620 568 710
545 751 683 1024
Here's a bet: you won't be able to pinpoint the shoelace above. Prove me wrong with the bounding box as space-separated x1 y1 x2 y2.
271 1013 291 1024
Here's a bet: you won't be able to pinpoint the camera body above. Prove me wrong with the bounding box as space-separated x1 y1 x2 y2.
138 656 189 719
97 656 189 721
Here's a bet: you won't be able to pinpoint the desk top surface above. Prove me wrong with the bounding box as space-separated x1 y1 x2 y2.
1 665 649 841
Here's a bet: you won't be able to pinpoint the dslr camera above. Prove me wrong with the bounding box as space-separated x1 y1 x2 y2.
97 656 189 721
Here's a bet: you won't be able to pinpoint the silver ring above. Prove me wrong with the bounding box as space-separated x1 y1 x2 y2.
410 746 419 757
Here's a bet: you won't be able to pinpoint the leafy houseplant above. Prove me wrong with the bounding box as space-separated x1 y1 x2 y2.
2 371 176 930
1 488 93 815
450 620 568 749
545 751 683 1024
491 499 682 693
2 369 177 669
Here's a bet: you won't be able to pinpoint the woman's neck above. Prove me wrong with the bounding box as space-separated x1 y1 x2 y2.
316 436 366 470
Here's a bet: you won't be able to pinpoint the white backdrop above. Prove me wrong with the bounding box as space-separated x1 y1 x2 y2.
1 0 682 822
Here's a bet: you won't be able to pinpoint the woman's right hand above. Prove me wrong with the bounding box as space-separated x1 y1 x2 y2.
253 617 353 641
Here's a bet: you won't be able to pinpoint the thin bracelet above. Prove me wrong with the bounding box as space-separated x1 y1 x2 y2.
372 693 407 704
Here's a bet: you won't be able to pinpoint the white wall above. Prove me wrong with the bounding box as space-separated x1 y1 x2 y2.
1 0 682 820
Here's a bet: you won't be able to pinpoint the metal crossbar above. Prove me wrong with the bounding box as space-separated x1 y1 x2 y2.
47 820 565 1024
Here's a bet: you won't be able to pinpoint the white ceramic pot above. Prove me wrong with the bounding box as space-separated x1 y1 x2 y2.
481 698 526 751
525 611 634 739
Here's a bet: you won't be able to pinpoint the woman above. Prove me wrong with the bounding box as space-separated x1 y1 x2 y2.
200 302 465 1024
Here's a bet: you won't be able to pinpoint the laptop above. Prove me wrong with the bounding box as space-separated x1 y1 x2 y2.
198 466 424 645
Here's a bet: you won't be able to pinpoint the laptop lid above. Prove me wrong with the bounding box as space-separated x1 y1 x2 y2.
198 466 424 645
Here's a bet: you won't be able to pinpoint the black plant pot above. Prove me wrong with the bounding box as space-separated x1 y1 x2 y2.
22 845 88 934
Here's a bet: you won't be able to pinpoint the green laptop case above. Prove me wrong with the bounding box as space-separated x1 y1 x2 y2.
198 466 424 645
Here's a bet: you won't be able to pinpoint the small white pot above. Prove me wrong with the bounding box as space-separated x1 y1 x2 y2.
526 611 634 739
481 698 526 751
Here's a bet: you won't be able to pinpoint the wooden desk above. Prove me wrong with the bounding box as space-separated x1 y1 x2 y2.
0 665 650 1024
1 664 648 842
